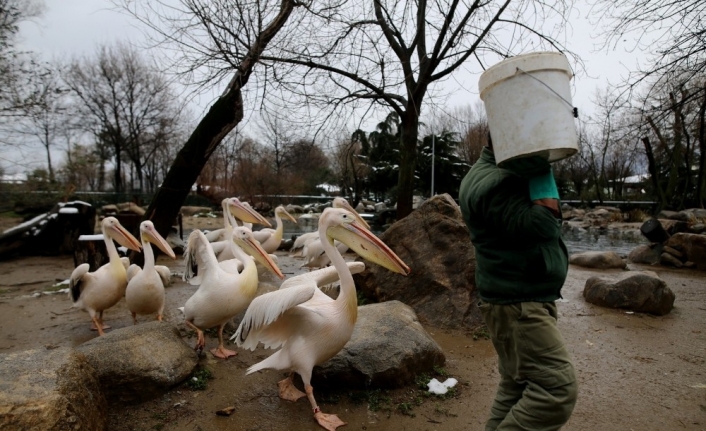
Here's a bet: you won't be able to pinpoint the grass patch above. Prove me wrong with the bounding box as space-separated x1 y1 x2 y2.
186 367 213 391
472 324 490 341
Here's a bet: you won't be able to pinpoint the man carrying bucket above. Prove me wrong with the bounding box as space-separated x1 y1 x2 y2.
458 52 578 430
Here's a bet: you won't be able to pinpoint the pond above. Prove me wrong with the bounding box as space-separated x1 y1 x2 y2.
283 217 648 256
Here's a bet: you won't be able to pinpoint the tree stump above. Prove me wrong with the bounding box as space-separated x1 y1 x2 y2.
74 236 109 272
640 218 671 243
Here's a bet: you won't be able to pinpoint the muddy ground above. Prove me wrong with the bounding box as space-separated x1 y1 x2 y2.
0 215 705 430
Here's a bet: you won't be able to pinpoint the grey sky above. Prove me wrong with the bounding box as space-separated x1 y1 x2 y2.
11 0 649 173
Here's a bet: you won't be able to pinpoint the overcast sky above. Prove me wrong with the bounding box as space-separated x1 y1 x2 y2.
10 0 650 174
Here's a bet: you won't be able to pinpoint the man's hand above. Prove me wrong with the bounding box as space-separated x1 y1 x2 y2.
533 198 560 217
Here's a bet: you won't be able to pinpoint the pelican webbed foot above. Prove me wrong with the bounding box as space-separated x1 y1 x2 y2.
278 376 306 401
314 411 347 431
210 346 237 359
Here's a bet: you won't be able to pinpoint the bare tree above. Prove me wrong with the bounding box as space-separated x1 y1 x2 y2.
0 0 43 119
64 43 181 193
260 0 576 218
115 0 303 239
12 64 68 182
593 0 705 102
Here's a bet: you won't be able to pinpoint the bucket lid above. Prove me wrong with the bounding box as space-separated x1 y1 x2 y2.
479 52 573 99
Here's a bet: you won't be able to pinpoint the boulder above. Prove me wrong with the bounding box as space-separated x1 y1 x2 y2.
657 219 689 235
353 194 479 329
76 322 198 405
628 244 662 265
0 347 107 430
668 211 697 223
587 208 612 218
313 301 445 389
689 224 706 234
569 251 627 269
660 252 683 268
684 208 706 219
583 271 675 315
662 245 684 259
666 233 706 271
657 210 678 219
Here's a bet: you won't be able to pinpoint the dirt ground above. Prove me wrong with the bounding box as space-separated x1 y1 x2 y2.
0 215 705 430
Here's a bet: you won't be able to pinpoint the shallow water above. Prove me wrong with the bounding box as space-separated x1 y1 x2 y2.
283 221 648 256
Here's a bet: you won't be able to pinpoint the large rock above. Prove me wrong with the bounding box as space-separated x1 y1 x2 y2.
628 244 662 265
583 271 675 315
353 194 479 329
569 251 627 269
313 301 445 389
0 347 106 430
76 322 198 404
666 233 706 270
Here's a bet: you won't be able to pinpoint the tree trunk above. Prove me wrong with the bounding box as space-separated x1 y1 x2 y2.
137 0 298 259
642 137 667 211
396 112 420 219
697 85 706 208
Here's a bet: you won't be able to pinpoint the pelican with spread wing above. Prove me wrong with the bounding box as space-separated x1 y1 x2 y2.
232 208 410 430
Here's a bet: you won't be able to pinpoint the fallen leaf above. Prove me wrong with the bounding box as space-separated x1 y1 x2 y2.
216 406 236 416
689 384 706 389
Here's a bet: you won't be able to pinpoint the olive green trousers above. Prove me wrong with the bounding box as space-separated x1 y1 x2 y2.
479 301 578 431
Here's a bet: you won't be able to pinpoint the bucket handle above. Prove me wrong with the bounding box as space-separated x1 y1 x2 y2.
516 67 578 119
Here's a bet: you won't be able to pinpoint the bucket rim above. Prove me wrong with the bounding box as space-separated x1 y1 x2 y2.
478 52 573 98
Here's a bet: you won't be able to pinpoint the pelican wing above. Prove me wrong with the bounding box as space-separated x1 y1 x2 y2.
183 230 219 283
155 265 172 286
280 261 365 291
126 264 141 283
203 228 225 242
232 282 317 349
69 263 90 303
252 228 274 244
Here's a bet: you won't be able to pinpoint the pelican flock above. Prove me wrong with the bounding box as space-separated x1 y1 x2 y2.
64 197 402 431
233 207 410 430
69 216 142 335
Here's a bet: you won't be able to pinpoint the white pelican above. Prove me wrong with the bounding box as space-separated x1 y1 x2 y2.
69 217 142 335
182 227 284 359
300 239 348 270
212 198 271 262
290 197 370 258
252 205 297 254
232 208 410 430
204 198 270 242
125 221 176 324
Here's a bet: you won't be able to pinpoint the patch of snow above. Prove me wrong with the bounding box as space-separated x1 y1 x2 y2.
66 200 92 207
2 213 48 235
79 234 104 241
118 246 128 254
427 378 458 395
59 207 79 214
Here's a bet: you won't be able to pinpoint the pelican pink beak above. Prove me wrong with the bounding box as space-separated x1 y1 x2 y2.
140 221 176 259
233 227 285 279
325 211 410 275
101 217 141 252
229 198 271 228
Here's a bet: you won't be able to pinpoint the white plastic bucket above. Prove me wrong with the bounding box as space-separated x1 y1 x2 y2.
478 52 579 167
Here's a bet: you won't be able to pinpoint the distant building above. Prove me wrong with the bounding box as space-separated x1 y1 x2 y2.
0 173 27 184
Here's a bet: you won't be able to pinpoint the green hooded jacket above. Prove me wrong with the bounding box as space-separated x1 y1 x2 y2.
458 148 568 304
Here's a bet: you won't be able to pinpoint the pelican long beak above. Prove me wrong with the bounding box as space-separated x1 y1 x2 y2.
337 200 370 230
282 209 297 224
327 220 410 275
229 201 271 228
236 235 285 279
109 224 142 252
143 225 176 259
